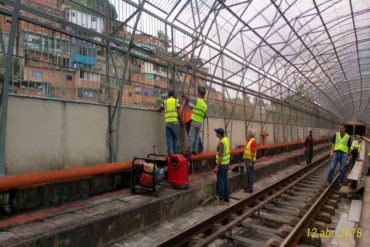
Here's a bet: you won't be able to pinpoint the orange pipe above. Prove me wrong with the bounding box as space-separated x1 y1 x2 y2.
0 161 132 190
190 137 330 160
0 137 330 190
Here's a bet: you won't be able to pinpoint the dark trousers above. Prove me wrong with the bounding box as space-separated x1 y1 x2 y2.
306 147 313 164
351 149 358 169
245 159 254 191
217 164 229 202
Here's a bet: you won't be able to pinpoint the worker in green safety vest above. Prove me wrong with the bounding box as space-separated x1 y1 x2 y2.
159 90 181 156
326 124 352 186
351 137 360 169
214 128 230 204
183 86 208 154
358 136 363 156
243 130 257 193
351 136 364 168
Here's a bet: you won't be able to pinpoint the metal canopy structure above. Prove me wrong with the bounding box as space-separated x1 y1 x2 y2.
0 0 369 174
135 0 370 123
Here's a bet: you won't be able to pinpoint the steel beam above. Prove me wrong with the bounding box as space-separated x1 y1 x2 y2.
0 0 20 176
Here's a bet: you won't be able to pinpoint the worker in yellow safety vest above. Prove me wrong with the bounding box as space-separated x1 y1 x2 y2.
183 86 208 154
326 124 352 186
159 90 181 156
243 130 257 193
351 137 360 169
358 136 363 156
214 128 230 203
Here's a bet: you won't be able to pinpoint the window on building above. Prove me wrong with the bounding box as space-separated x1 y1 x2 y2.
78 88 97 99
80 70 84 79
64 75 72 81
71 11 75 17
56 40 70 54
153 64 159 72
58 57 69 68
32 71 43 78
91 16 97 22
24 33 42 50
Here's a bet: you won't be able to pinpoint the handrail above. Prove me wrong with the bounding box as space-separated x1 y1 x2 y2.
0 137 330 190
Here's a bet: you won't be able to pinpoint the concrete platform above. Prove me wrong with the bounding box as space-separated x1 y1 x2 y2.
357 140 370 247
0 143 330 247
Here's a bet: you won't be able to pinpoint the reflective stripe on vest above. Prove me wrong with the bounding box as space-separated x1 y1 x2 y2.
164 97 179 123
243 137 257 161
216 137 230 165
334 132 350 153
191 98 207 123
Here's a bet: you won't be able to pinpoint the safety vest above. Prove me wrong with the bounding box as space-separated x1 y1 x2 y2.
334 132 350 153
164 97 179 123
351 140 359 150
191 98 207 123
243 137 257 161
216 137 230 165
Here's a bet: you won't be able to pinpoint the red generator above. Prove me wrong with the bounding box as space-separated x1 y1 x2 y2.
168 154 189 189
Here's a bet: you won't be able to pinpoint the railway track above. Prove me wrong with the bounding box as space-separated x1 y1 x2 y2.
156 155 345 247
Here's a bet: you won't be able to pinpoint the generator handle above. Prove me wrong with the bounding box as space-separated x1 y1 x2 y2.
147 154 168 161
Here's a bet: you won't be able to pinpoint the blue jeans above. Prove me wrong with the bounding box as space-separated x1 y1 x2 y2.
327 152 347 184
245 159 254 191
217 164 229 202
166 122 178 155
351 149 358 169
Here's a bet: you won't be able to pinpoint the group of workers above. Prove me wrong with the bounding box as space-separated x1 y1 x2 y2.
326 124 365 186
161 89 368 204
160 86 258 204
305 124 366 187
159 86 207 156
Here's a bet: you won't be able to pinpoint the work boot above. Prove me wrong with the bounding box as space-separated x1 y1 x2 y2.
244 188 253 193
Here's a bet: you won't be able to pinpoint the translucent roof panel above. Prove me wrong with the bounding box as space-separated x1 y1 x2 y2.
140 0 370 124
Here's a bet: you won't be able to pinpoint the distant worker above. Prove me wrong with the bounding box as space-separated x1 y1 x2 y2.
243 130 257 193
350 137 360 169
180 98 204 153
326 124 351 186
183 86 208 154
358 136 363 157
214 128 230 203
159 90 181 156
304 130 314 164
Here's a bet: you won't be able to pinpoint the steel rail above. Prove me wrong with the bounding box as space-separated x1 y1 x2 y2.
280 172 340 246
155 155 331 247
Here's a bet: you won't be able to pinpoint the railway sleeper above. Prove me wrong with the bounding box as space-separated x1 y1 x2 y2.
257 211 300 225
320 204 335 215
275 199 308 208
314 211 332 223
325 198 339 208
301 231 322 246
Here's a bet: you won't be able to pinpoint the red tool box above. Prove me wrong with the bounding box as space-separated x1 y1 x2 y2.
168 154 189 188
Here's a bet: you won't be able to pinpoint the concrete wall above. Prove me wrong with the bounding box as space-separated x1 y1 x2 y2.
117 107 167 161
3 96 335 174
5 96 109 174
